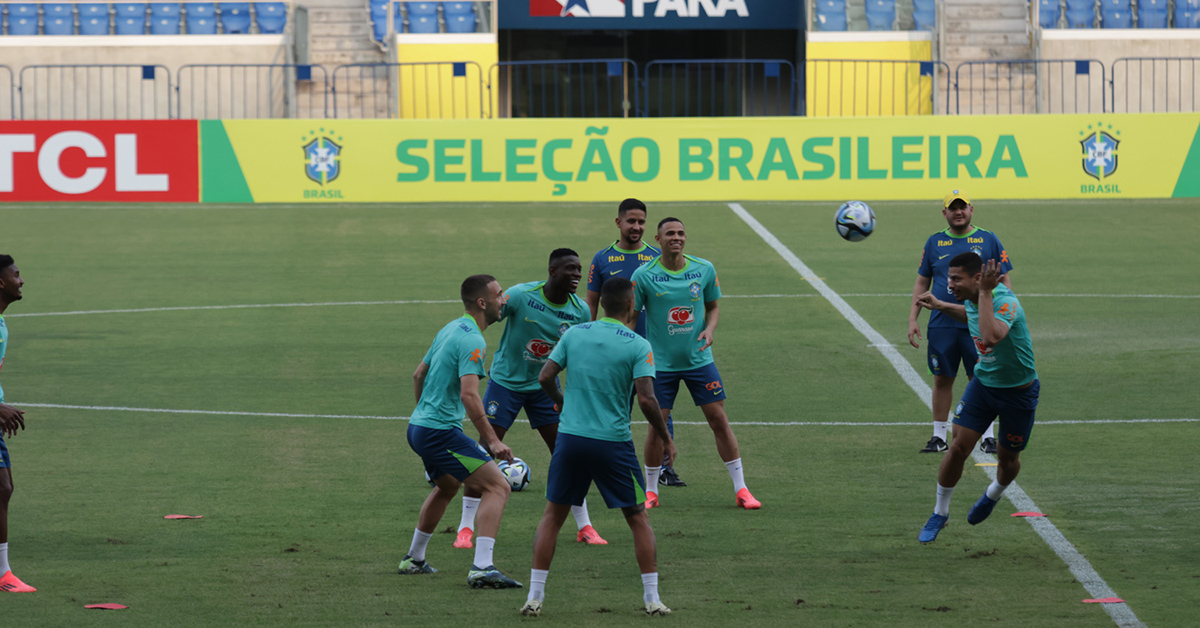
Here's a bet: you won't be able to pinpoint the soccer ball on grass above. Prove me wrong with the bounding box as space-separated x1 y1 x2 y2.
835 201 876 242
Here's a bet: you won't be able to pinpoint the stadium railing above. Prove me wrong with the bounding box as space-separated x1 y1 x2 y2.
17 63 173 119
954 59 1106 114
329 61 486 119
487 59 638 118
0 64 14 120
806 59 951 116
176 63 328 118
1110 57 1200 112
642 59 799 117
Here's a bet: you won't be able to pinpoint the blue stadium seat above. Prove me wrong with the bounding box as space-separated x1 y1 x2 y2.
186 2 217 32
912 8 936 29
1038 0 1061 27
150 14 181 32
864 0 896 30
442 1 473 15
219 2 251 32
371 17 387 40
445 12 474 31
1064 0 1095 27
1136 0 1167 26
406 1 438 15
79 4 110 34
6 3 38 35
254 2 286 33
43 3 75 34
1101 7 1132 26
1176 0 1200 27
151 2 181 16
815 0 847 31
115 3 147 33
407 13 437 32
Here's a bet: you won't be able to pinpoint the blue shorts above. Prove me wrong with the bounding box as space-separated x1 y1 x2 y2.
927 326 977 379
654 363 726 410
406 424 493 483
483 380 560 431
952 378 1040 452
545 433 646 509
0 435 9 468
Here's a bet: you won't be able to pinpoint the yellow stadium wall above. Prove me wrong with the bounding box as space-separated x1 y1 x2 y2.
806 34 935 117
393 36 497 118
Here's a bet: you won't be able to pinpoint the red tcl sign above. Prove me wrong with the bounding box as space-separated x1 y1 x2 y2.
0 121 198 202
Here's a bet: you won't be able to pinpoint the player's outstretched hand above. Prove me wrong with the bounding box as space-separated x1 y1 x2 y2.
908 319 923 348
697 329 714 352
488 440 514 464
0 403 25 438
914 291 942 313
662 439 678 468
981 259 1002 292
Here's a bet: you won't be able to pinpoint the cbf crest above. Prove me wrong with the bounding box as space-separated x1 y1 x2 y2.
302 129 343 185
1080 122 1119 180
688 281 701 299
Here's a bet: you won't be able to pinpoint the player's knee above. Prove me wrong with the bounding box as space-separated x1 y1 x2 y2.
0 475 12 502
933 375 956 389
621 504 647 521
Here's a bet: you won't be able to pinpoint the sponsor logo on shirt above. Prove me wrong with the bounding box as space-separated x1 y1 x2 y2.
524 338 555 362
469 348 485 363
667 306 695 336
688 281 701 299
972 337 994 362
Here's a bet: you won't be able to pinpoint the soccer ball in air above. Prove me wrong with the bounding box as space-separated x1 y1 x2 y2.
498 457 531 492
835 201 877 242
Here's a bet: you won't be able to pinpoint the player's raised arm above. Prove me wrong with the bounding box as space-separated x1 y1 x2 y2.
915 292 968 324
412 361 430 405
634 377 674 467
975 260 1011 348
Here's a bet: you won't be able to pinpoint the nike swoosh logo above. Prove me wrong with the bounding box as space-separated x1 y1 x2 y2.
656 292 668 297
938 255 950 260
525 317 538 323
609 269 622 275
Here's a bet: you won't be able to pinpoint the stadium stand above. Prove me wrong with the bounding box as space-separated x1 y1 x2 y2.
407 13 437 32
79 3 110 34
445 11 474 32
815 0 849 30
254 2 286 33
864 0 897 30
44 3 75 34
1038 0 1061 28
1178 0 1200 27
1100 0 1133 27
6 3 39 35
150 3 182 34
185 2 218 33
1065 0 1097 27
912 0 935 30
219 2 252 33
1137 0 1169 26
115 3 148 34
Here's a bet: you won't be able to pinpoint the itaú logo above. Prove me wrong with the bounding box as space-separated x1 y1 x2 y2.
0 131 169 194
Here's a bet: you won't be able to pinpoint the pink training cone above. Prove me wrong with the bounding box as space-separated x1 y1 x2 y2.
1011 512 1047 517
1083 597 1125 604
164 515 203 519
84 604 129 610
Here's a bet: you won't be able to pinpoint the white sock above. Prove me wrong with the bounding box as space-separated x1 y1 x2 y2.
528 568 548 602
725 458 747 492
473 536 496 568
641 572 661 604
985 479 1009 501
933 420 949 441
458 496 480 532
571 500 592 531
645 466 662 491
935 484 955 517
982 423 995 440
0 542 9 574
408 529 432 562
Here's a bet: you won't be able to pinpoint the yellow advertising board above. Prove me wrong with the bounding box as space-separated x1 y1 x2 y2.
205 114 1200 203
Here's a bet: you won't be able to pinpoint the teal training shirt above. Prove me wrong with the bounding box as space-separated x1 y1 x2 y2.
631 255 721 373
548 318 657 443
488 281 590 392
410 315 488 430
967 285 1038 388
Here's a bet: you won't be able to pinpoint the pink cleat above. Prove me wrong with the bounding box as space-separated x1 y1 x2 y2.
0 571 36 592
645 491 659 509
576 525 608 545
736 488 761 510
453 527 473 549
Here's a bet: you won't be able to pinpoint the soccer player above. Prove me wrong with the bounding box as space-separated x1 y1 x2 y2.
914 255 1040 543
0 256 33 593
521 277 676 617
909 190 1013 455
631 217 760 510
455 249 608 548
398 274 522 589
585 199 685 489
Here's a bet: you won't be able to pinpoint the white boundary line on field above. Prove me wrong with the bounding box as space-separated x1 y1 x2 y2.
13 403 1199 429
7 293 1197 319
727 202 1147 628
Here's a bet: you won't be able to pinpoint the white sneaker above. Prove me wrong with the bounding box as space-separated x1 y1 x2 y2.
520 599 542 616
645 601 671 616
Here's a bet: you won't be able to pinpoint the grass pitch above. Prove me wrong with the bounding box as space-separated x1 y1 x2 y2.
0 199 1197 627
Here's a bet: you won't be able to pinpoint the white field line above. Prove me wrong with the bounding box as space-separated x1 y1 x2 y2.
7 293 1198 319
12 403 1199 429
727 202 1146 628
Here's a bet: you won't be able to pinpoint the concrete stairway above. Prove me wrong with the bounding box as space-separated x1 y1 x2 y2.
305 5 387 67
941 0 1036 113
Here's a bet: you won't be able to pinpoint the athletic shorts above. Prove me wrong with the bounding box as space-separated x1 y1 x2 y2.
483 380 560 430
0 435 9 468
654 363 726 410
927 326 978 379
545 433 646 509
952 378 1040 452
406 424 493 483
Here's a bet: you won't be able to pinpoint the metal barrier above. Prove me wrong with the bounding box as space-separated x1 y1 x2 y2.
488 59 638 118
330 62 486 119
177 64 329 119
643 59 798 117
19 64 173 120
1110 57 1200 114
805 59 951 117
955 59 1106 115
0 65 13 121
